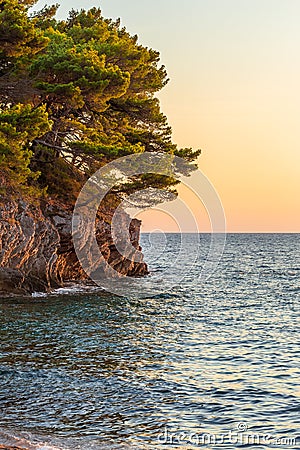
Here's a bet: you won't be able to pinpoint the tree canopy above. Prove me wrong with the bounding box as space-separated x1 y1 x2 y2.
0 0 201 202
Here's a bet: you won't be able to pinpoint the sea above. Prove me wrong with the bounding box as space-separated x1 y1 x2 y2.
0 233 299 449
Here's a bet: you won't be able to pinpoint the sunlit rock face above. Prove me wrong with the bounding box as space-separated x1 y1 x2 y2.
0 197 148 296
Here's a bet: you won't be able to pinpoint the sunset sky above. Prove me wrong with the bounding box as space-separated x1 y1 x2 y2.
36 0 300 232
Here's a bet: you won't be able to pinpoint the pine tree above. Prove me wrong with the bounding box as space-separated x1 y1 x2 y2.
0 103 51 192
0 2 201 202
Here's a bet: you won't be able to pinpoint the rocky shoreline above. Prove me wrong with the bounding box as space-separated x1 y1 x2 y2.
0 197 148 296
0 446 26 449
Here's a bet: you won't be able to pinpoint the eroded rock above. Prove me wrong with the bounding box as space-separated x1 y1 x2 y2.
0 197 148 296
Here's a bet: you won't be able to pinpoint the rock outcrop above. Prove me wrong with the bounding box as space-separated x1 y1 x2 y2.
0 196 148 296
0 446 26 449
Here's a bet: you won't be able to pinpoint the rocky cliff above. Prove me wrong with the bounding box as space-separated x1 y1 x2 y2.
0 197 148 296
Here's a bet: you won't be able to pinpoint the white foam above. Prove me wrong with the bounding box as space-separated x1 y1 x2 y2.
31 291 48 297
32 283 103 298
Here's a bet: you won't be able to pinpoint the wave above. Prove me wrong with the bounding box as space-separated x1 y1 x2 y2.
31 282 104 298
0 429 148 450
0 429 64 450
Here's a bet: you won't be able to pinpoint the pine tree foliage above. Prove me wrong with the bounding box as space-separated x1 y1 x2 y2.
0 1 201 202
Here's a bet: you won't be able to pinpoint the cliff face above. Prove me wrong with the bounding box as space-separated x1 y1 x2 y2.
0 197 148 296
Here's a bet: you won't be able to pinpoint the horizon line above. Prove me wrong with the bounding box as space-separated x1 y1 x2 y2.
140 231 300 234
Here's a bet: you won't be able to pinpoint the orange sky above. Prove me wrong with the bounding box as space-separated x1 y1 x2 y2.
41 0 300 232
124 0 300 233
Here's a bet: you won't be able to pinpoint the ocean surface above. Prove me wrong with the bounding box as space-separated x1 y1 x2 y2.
0 233 299 449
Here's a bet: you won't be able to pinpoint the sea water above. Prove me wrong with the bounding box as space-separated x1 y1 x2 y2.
0 234 299 449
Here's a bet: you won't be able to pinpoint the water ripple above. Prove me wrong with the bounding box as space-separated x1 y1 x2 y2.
0 234 299 449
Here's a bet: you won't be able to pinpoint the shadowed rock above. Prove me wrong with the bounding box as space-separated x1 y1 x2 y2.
0 197 148 296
